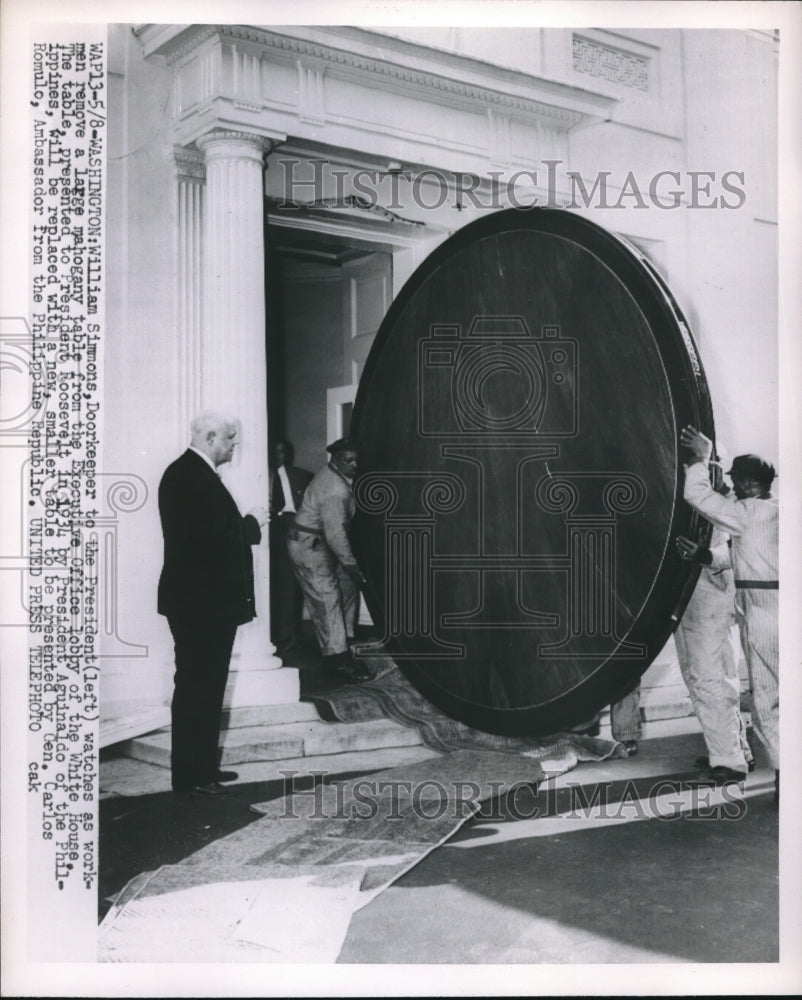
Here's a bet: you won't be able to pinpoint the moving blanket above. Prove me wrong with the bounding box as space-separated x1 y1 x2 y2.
99 741 621 963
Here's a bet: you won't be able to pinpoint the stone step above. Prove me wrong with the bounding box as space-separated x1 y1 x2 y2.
114 679 704 771
101 700 171 748
117 716 423 769
596 683 694 725
642 696 694 722
642 683 694 721
600 714 702 741
222 701 322 729
101 697 319 748
223 719 424 762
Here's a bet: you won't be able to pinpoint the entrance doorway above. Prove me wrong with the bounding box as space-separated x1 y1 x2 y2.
266 226 392 471
265 224 393 694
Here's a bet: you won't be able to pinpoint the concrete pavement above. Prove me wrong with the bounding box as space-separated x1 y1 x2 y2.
100 722 778 964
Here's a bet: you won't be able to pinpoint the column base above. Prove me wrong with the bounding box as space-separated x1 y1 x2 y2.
230 645 284 671
224 666 300 709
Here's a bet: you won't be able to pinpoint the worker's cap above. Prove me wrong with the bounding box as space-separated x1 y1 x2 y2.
326 436 360 455
727 454 776 486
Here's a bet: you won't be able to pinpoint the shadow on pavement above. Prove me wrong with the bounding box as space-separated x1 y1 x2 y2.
339 789 778 964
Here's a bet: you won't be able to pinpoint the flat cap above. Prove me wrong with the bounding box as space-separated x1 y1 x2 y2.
326 436 360 455
728 454 776 487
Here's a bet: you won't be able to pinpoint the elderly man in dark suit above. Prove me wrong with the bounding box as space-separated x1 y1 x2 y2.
269 440 313 657
158 412 268 795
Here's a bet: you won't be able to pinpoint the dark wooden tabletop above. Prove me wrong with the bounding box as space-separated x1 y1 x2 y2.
353 208 713 736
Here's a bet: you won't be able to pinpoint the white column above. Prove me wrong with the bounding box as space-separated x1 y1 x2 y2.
196 129 299 706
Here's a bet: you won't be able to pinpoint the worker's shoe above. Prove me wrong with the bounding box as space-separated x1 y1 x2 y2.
693 765 748 786
695 755 755 773
324 651 373 684
620 739 639 756
341 660 373 683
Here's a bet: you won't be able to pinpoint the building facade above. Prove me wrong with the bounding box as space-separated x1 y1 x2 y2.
101 24 778 743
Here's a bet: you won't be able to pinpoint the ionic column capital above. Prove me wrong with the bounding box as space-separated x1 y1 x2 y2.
196 129 284 164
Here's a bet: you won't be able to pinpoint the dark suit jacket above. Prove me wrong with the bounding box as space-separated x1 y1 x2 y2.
157 449 261 628
270 465 313 516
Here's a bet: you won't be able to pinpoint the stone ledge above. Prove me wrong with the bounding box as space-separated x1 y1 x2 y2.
115 717 424 769
101 701 171 749
222 701 321 729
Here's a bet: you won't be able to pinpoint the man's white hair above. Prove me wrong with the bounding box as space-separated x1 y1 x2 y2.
190 411 236 441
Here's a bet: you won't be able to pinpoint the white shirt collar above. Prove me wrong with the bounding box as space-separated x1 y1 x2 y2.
189 446 219 475
277 465 295 512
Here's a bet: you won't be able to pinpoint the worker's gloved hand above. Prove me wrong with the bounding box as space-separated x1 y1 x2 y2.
676 535 713 565
343 563 366 585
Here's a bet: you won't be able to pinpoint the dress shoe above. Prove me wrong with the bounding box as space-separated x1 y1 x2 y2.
693 765 747 786
192 781 231 796
173 781 230 796
215 770 239 783
695 755 755 773
621 739 638 756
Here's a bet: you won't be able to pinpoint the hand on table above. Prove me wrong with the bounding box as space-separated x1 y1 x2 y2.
676 535 713 565
680 426 713 464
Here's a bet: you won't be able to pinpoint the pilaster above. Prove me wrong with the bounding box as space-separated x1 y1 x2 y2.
174 146 205 438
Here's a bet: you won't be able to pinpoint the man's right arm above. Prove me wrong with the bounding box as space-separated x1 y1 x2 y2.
707 540 732 573
683 463 748 536
320 492 358 569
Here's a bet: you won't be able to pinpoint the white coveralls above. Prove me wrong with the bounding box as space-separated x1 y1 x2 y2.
684 463 779 769
673 529 752 771
609 529 751 767
287 463 359 657
610 687 642 743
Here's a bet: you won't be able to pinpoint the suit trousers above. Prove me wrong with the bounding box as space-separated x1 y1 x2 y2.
168 617 237 790
270 514 304 646
287 532 358 657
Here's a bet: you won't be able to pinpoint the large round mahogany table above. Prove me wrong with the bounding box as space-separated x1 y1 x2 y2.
352 208 714 735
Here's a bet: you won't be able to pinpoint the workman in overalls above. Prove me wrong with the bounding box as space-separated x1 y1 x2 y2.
287 437 371 684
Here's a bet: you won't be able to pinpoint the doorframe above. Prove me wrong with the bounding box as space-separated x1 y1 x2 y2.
326 365 359 443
